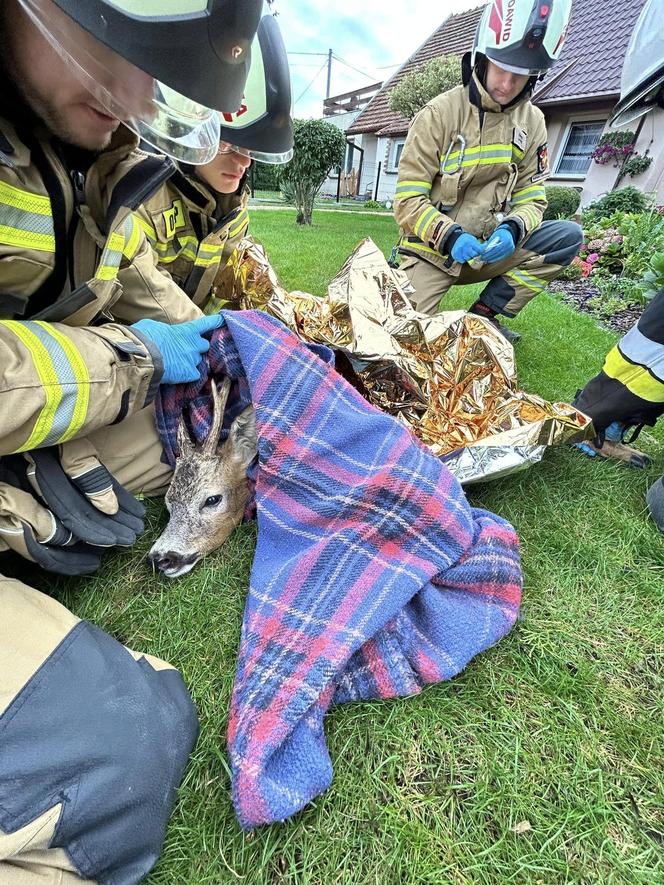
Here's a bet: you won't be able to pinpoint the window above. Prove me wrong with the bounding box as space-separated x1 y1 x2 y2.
389 139 405 171
555 121 606 176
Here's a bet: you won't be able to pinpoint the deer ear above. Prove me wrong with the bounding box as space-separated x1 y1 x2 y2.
228 405 257 468
176 416 194 459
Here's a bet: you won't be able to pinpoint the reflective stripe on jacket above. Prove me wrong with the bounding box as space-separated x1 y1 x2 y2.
0 120 182 454
394 71 549 273
132 172 250 311
574 288 664 433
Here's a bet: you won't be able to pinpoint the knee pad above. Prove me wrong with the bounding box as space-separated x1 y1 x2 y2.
0 622 198 883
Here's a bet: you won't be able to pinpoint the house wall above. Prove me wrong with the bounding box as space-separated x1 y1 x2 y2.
543 102 664 207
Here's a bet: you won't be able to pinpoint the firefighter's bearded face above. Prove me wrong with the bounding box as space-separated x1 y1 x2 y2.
197 143 252 194
484 60 530 106
6 0 155 150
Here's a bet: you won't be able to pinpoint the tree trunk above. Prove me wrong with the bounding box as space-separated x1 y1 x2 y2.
295 185 314 225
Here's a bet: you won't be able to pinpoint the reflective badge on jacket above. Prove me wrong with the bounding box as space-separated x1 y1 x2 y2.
512 126 527 154
163 199 186 239
532 143 550 183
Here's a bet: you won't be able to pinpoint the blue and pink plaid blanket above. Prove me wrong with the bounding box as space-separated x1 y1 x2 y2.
156 310 522 830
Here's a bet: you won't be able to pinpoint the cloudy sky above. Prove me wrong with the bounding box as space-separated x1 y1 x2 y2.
273 0 485 118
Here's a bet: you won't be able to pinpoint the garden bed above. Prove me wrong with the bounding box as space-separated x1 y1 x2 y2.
549 278 643 334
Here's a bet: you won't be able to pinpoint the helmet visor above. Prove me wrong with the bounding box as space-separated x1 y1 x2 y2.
19 0 220 164
611 75 664 129
218 140 293 165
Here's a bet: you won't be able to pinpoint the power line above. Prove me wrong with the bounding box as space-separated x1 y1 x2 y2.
332 53 379 82
294 60 328 105
287 51 329 56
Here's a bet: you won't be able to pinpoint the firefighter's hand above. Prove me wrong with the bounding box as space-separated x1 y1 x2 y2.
24 442 145 547
450 232 485 264
131 314 225 384
482 225 516 264
0 482 102 575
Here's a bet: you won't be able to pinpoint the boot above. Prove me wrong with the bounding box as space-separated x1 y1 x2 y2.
575 421 652 469
469 301 521 344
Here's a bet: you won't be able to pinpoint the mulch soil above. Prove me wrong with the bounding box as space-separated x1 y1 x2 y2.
549 279 643 334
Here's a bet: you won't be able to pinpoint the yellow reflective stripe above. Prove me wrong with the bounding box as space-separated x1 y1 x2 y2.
511 185 546 204
228 211 249 239
36 322 90 442
133 213 158 244
415 206 439 240
604 347 664 402
512 145 525 161
400 239 441 259
0 224 55 252
151 235 199 264
505 269 546 293
395 190 430 201
194 242 223 268
1 321 61 450
441 143 513 169
399 180 432 190
122 216 142 261
0 180 51 215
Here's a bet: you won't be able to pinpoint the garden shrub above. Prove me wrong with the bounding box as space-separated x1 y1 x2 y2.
584 186 652 219
363 199 383 210
543 185 581 220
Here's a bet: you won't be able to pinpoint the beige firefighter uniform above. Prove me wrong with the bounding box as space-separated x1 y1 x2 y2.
394 71 582 317
0 117 198 883
128 170 250 317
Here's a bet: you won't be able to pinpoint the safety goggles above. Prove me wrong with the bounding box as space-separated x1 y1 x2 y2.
217 141 293 165
19 0 221 164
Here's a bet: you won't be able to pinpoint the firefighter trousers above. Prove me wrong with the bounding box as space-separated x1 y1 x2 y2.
0 408 193 885
400 220 583 317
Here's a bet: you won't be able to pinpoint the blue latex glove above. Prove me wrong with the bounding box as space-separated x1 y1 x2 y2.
482 225 516 264
450 232 485 264
131 314 225 385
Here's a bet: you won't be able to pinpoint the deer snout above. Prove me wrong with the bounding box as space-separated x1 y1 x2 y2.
148 546 201 579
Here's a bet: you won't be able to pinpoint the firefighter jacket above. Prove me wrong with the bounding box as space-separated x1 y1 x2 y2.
394 70 549 274
0 116 198 456
574 288 664 434
130 171 250 314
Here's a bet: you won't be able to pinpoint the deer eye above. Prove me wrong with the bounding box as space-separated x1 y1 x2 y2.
203 494 224 508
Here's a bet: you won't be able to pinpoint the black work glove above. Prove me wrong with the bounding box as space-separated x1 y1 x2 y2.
0 440 145 575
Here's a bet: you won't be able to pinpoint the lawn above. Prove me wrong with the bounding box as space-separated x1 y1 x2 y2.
43 210 664 883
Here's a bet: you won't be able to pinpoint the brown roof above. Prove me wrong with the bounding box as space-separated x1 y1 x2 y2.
348 0 648 138
535 0 647 104
346 4 484 137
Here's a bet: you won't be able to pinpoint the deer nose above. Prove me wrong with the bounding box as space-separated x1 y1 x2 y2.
148 549 199 575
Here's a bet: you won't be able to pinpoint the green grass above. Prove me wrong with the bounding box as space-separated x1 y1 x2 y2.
39 211 664 883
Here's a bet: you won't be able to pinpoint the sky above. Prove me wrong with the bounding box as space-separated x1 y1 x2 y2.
273 0 485 119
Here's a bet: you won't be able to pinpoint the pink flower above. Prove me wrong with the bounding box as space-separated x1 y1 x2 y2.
587 253 600 264
612 235 623 244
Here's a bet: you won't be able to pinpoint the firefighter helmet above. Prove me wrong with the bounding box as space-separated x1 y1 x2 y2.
217 9 293 164
473 0 573 77
17 0 263 164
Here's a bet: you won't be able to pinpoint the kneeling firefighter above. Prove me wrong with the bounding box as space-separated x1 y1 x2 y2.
0 0 263 882
124 10 293 320
394 0 582 344
572 0 664 532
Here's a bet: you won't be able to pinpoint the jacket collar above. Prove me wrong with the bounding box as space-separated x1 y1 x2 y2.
468 69 533 115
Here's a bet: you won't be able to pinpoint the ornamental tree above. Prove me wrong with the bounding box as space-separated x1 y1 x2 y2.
388 55 462 120
278 119 346 225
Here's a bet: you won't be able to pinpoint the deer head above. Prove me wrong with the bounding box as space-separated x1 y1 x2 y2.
149 378 257 578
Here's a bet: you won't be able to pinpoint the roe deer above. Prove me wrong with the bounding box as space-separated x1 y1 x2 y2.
149 378 257 578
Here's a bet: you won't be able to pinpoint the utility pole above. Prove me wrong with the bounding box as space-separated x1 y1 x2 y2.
326 48 333 99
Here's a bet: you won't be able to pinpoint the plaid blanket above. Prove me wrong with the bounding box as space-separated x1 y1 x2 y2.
156 310 522 829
